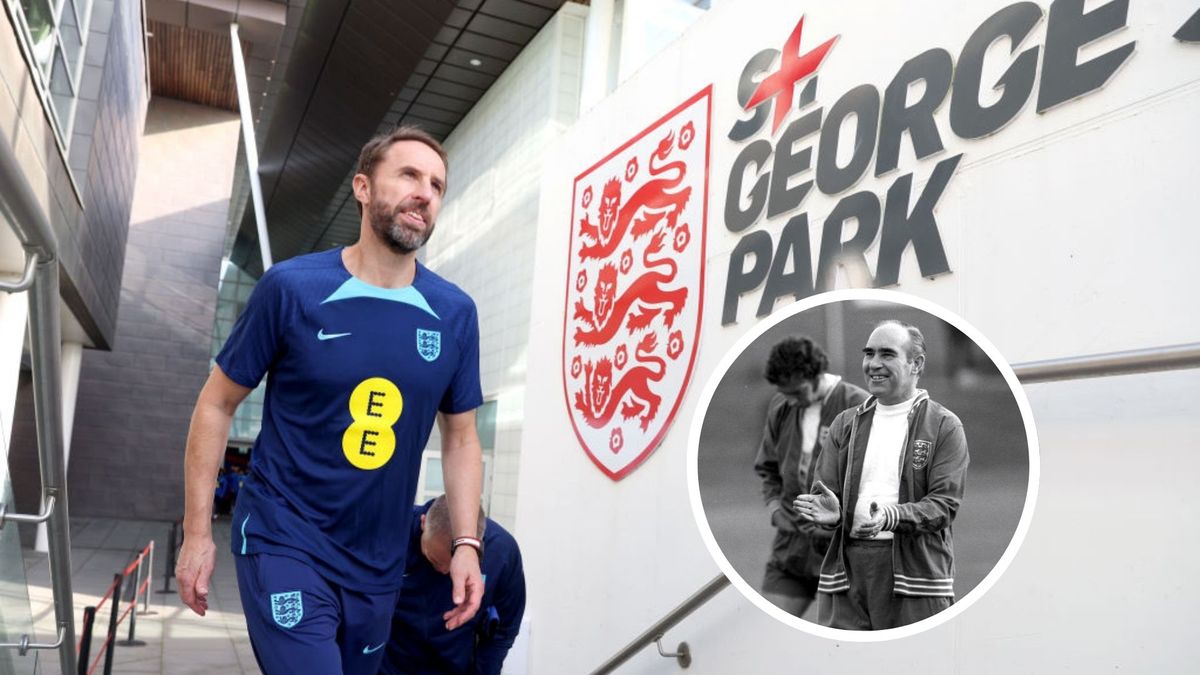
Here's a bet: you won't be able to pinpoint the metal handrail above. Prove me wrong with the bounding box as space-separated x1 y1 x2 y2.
591 574 730 674
0 251 38 292
1012 342 1200 383
0 495 56 525
0 95 77 673
0 625 65 656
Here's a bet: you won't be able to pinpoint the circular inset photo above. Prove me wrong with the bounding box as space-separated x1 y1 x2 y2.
687 289 1038 641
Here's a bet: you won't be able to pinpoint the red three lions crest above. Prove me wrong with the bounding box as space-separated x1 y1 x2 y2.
562 87 712 480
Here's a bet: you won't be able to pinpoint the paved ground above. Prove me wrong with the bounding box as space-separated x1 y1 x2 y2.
21 516 256 674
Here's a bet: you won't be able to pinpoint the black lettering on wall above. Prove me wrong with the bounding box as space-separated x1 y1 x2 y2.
729 49 780 141
876 48 953 176
876 154 963 286
767 109 822 218
951 2 1043 139
814 191 882 291
724 140 773 232
1038 0 1135 112
722 230 774 324
816 84 881 195
758 214 815 317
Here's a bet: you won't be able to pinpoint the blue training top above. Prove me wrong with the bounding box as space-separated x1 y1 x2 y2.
219 248 483 593
382 501 526 675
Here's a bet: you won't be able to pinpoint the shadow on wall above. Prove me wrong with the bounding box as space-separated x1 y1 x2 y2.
697 299 1029 611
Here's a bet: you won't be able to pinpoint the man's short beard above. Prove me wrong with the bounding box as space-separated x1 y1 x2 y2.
367 200 434 254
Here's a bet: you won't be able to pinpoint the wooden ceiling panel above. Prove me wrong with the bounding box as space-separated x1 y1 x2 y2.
147 19 243 111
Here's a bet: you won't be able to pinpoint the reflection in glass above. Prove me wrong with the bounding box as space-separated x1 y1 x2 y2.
19 0 56 71
48 46 75 133
0 469 38 675
58 0 83 76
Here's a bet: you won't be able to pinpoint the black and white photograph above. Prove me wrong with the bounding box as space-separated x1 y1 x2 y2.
694 293 1033 635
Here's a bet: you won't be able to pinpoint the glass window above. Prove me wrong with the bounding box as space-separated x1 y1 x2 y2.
57 0 82 72
424 457 444 494
48 45 75 128
476 399 497 450
11 0 93 145
415 452 492 512
18 0 55 71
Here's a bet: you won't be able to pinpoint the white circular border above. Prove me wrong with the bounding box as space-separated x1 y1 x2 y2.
685 288 1041 642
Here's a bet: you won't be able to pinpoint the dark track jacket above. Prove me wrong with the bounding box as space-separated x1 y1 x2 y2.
754 376 868 520
813 391 969 598
381 502 526 675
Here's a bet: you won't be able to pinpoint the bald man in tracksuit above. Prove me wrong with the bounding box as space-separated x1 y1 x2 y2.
795 320 968 630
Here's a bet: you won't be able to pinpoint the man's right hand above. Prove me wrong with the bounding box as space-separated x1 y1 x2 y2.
793 480 841 526
770 507 800 533
176 534 217 616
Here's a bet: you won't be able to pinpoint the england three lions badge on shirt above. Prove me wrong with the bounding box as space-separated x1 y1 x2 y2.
417 329 441 362
912 439 932 469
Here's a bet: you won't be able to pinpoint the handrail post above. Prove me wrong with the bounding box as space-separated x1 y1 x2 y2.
158 521 178 594
103 573 122 675
77 606 96 675
28 256 77 674
121 554 145 646
143 540 154 613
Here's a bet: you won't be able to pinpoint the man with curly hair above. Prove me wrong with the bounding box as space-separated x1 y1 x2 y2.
754 336 867 617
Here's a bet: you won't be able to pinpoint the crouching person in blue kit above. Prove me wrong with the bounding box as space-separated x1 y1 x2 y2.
381 495 526 675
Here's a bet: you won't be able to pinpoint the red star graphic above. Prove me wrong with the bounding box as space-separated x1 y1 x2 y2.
745 16 838 134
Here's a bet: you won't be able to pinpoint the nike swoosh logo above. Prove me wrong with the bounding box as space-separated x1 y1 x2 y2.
317 329 352 341
362 642 385 655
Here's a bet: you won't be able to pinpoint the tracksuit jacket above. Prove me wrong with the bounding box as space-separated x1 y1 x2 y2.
754 376 869 520
813 390 969 598
382 502 526 675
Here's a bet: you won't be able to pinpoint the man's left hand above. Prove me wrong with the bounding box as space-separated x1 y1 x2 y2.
443 547 483 630
851 502 885 539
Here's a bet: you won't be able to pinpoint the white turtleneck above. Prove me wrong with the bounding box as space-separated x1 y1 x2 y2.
850 393 917 539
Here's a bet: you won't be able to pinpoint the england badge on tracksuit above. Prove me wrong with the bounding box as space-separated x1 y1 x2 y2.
912 440 932 469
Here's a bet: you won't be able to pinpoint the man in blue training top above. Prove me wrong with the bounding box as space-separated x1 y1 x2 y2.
176 126 486 674
381 495 525 675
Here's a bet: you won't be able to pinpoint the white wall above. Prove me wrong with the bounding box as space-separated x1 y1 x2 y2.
424 3 587 529
517 0 1199 671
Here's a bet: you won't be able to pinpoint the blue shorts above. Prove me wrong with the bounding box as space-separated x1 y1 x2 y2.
235 552 400 675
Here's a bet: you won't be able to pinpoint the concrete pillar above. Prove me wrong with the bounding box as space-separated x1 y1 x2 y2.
579 0 614 114
0 290 28 459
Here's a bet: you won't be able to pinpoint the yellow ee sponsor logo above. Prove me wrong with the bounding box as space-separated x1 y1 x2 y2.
342 377 403 470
